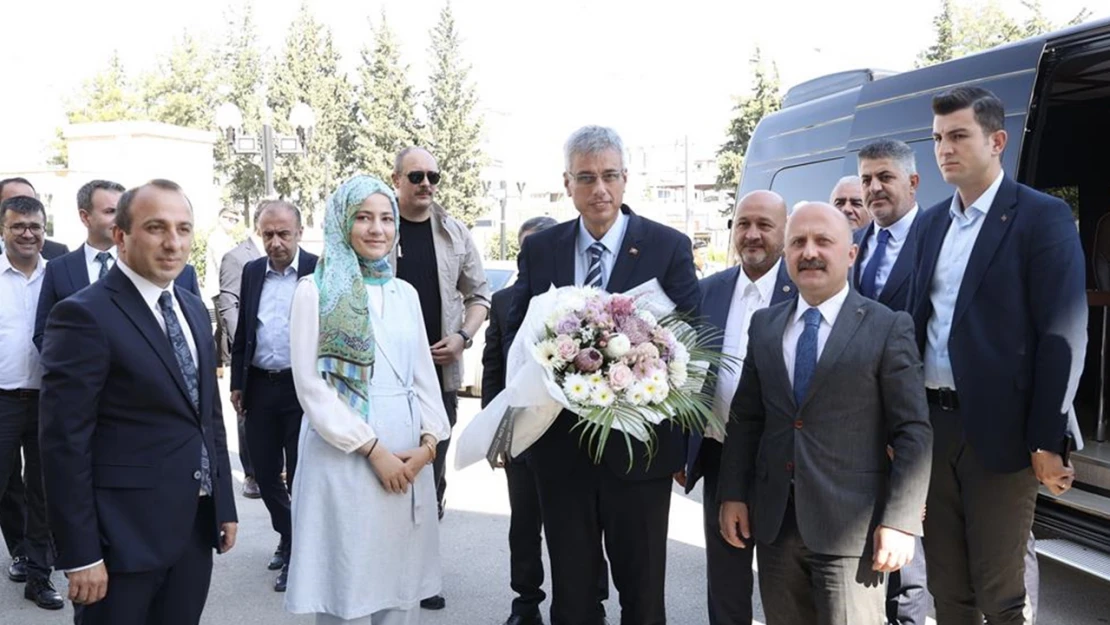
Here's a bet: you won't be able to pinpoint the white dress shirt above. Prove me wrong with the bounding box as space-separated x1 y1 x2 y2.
116 260 198 367
709 260 782 442
924 171 1005 389
858 205 919 297
0 254 46 390
83 243 117 285
252 251 299 370
783 283 850 386
574 210 628 290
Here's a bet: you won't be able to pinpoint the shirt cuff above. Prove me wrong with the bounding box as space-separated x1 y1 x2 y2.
64 560 103 574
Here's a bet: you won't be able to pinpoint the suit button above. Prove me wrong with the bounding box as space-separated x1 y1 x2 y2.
785 461 794 472
193 470 202 480
794 419 803 429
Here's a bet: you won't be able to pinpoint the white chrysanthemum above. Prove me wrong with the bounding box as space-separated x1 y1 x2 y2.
671 341 690 365
588 372 605 387
668 361 689 388
649 368 667 386
626 381 648 406
563 374 591 403
604 333 631 359
590 383 616 407
637 310 658 326
651 381 670 404
533 340 563 371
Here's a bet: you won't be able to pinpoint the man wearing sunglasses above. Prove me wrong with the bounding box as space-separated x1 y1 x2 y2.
389 146 491 612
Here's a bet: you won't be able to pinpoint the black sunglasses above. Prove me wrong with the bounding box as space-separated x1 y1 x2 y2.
406 170 441 185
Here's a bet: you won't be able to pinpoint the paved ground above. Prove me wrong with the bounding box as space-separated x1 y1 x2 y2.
3 392 1110 624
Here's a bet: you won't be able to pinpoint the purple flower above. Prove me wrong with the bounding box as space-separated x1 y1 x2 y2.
555 315 581 335
618 316 652 345
573 348 604 373
607 295 635 319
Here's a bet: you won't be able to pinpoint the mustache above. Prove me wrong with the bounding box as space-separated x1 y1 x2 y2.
795 258 827 271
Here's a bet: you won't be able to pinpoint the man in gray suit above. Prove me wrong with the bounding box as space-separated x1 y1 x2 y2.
718 201 933 625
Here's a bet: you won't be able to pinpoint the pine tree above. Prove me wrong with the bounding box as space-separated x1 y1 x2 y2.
215 0 266 216
715 47 781 204
425 2 486 227
50 52 145 166
916 0 955 67
352 11 424 181
269 2 356 226
141 32 220 129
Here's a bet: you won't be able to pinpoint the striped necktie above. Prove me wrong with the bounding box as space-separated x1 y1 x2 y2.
585 242 605 289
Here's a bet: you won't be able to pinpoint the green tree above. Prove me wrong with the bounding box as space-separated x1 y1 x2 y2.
484 231 521 261
425 2 486 227
715 47 781 206
215 0 267 218
141 32 220 129
269 2 357 226
50 52 145 167
917 0 1092 67
352 11 425 181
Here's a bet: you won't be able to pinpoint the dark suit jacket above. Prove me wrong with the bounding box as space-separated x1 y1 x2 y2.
39 266 237 573
42 239 69 260
684 261 796 492
851 214 920 313
481 287 513 410
718 290 932 556
33 244 200 350
507 205 701 481
230 250 318 403
907 177 1087 472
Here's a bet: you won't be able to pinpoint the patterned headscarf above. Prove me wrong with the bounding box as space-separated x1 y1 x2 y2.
314 175 399 419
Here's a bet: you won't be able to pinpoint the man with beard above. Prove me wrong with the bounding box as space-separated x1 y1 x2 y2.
830 175 870 231
679 190 795 625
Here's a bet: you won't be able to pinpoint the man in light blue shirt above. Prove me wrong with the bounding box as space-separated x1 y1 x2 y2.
229 201 318 592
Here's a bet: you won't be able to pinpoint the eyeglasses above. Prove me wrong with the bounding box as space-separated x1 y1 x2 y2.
406 170 441 185
6 223 44 236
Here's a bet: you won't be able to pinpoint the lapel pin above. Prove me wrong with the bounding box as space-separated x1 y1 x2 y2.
629 247 639 256
1001 214 1008 222
782 285 791 293
857 307 865 316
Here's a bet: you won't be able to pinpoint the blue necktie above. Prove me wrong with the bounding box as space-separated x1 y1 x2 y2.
585 242 605 289
858 229 891 299
793 307 822 406
95 251 112 281
158 291 212 495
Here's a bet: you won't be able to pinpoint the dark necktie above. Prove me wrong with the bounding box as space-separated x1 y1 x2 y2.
157 291 211 495
858 229 891 299
95 251 112 281
585 242 605 289
793 307 822 406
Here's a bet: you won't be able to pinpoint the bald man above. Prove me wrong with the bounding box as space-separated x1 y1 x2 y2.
717 203 932 625
681 190 796 625
830 175 870 231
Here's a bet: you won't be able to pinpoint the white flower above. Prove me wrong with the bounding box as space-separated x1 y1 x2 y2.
651 381 670 404
626 381 649 406
668 361 689 388
604 333 632 359
588 372 605 387
563 374 591 403
580 326 597 342
649 368 667 386
590 383 616 407
637 310 658 326
671 341 690 365
533 340 564 371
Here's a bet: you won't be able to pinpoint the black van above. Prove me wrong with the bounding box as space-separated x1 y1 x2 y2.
736 17 1110 580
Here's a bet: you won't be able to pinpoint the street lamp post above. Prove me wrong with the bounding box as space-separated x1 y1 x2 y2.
215 101 316 216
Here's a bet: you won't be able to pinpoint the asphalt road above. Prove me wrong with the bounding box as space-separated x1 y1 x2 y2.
3 392 1110 624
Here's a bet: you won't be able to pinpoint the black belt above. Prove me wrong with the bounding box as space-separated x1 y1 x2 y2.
0 388 39 400
249 367 293 382
926 387 960 411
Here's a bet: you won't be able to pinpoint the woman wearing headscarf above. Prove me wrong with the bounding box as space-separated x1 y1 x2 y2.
285 175 450 625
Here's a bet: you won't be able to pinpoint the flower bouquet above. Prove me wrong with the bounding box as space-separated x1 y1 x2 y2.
455 280 733 470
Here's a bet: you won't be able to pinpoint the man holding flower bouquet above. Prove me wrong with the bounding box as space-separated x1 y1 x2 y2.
506 126 700 625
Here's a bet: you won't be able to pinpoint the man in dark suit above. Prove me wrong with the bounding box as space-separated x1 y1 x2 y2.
851 140 928 625
908 87 1086 625
719 201 933 625
33 179 203 351
678 189 794 625
507 126 700 625
39 179 238 625
229 201 316 593
217 212 264 502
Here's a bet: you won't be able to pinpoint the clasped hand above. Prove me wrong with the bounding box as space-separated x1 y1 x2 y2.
368 443 433 494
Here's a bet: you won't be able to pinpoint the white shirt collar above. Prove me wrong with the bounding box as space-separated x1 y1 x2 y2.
116 259 174 309
877 204 919 242
949 170 1005 221
738 258 781 302
83 243 117 265
576 209 627 256
0 251 45 280
267 249 300 276
794 282 850 328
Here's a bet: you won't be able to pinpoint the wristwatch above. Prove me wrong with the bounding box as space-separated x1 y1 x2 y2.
457 329 473 349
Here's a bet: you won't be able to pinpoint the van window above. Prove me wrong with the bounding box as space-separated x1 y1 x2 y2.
769 158 846 210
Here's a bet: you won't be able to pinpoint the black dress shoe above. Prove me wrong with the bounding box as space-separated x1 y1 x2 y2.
504 614 544 625
268 542 286 571
274 564 288 592
242 475 262 499
24 577 64 610
420 594 446 610
7 556 27 583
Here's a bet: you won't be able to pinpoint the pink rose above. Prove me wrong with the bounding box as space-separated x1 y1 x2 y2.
608 363 635 391
573 348 604 373
555 336 580 361
607 295 635 319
